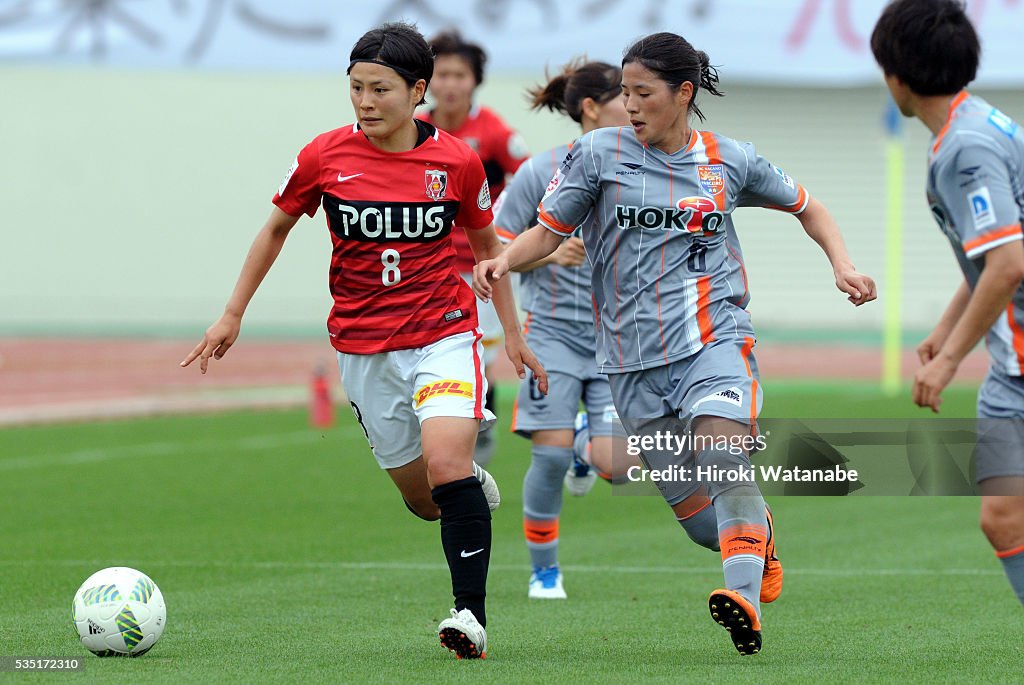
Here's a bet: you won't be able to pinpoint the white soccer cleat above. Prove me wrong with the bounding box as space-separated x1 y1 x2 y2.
564 412 597 496
528 565 567 599
473 462 501 512
438 608 487 659
564 457 598 497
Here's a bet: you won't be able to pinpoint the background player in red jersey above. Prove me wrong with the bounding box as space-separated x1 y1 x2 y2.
180 22 546 660
418 30 531 464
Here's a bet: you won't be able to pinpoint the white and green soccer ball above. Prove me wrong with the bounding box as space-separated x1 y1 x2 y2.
72 567 166 657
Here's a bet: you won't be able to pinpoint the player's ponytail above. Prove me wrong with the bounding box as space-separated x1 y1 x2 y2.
530 58 622 124
696 50 724 101
529 70 571 117
623 32 724 122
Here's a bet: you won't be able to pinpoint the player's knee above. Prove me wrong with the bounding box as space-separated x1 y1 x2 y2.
589 437 613 472
425 456 472 488
530 443 574 478
672 494 719 551
980 498 1024 549
679 515 720 551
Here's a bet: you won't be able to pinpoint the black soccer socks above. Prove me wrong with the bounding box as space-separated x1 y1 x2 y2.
432 476 491 626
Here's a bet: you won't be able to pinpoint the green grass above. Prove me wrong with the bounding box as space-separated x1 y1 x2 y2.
0 383 1014 683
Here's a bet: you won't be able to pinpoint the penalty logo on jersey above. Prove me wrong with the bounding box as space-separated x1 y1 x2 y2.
697 164 725 197
425 169 448 201
415 379 474 407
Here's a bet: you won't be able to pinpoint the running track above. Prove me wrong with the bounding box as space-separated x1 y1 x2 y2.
0 338 989 426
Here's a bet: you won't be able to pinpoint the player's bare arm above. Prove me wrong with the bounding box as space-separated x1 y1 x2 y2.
465 224 549 394
796 197 877 306
473 224 563 301
180 207 300 374
512 237 586 273
918 280 971 365
914 241 1024 412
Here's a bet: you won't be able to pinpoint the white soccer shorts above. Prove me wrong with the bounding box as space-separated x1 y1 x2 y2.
337 329 496 470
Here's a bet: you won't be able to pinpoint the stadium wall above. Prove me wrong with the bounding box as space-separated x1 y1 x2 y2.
4 67 1022 340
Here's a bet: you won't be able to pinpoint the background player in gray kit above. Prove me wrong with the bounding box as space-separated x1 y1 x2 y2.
872 0 1024 607
492 59 632 599
475 32 876 654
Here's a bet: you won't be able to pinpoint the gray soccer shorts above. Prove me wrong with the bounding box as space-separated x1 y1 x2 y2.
608 336 763 504
975 367 1024 483
511 317 618 438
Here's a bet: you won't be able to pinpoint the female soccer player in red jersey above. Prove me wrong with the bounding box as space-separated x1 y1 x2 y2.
181 22 546 660
418 30 532 464
476 32 875 655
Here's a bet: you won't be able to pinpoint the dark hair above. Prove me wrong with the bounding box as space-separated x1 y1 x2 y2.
529 59 622 124
428 30 487 86
622 32 723 122
348 22 434 106
870 0 979 95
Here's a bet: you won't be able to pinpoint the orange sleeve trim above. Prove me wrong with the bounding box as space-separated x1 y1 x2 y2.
996 542 1024 559
494 226 517 242
766 184 809 214
537 202 576 236
962 224 1023 254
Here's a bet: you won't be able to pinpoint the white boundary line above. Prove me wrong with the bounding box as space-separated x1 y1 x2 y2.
0 559 1001 577
0 431 325 471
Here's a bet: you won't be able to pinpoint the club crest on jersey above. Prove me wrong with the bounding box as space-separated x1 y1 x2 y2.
425 169 448 201
697 164 725 196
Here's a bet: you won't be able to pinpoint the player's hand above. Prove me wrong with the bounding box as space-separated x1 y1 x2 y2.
552 237 586 267
916 329 949 365
473 257 510 303
506 332 548 395
180 313 242 374
835 268 877 306
912 354 958 413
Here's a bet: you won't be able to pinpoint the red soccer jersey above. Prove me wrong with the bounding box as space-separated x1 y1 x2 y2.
273 120 494 354
418 105 528 271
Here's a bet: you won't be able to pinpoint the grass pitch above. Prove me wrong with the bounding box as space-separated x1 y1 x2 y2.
0 381 1015 683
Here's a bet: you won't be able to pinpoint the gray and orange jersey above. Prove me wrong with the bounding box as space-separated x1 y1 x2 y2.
493 143 594 324
537 126 809 374
928 92 1024 376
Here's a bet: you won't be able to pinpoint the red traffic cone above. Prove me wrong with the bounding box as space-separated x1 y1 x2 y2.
309 363 334 428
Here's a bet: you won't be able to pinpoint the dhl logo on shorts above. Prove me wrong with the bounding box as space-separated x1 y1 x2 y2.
415 379 474 407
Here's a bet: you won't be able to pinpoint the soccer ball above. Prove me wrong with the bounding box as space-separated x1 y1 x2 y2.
72 567 166 657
